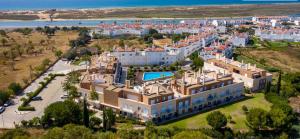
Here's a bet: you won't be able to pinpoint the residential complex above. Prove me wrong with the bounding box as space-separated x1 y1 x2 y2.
80 55 244 121
79 17 282 122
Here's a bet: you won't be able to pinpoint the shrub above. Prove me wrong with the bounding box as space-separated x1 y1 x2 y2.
18 106 35 111
8 82 22 95
242 105 248 113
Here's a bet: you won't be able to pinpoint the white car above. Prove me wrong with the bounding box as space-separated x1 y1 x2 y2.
60 94 69 99
0 106 5 114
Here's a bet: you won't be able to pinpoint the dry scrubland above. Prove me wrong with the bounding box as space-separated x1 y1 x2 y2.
89 37 148 51
0 31 78 89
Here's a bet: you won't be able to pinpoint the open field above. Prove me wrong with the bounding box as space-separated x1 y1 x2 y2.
159 93 272 131
89 37 147 51
0 30 78 90
1 4 300 20
236 40 300 73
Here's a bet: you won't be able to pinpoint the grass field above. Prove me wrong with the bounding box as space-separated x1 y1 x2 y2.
0 30 78 90
159 93 272 131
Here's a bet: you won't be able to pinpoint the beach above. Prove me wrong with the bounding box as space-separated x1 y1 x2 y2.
0 4 300 21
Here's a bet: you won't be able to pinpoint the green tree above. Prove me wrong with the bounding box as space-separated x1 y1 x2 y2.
1 38 8 46
95 131 117 139
0 128 30 139
117 123 135 139
41 100 82 127
191 57 204 72
90 89 98 100
0 90 10 105
206 111 227 130
42 58 51 66
246 108 268 131
173 131 210 139
8 82 22 95
103 108 116 131
277 71 282 95
43 124 94 139
269 104 295 131
55 50 63 58
89 116 102 130
83 97 89 127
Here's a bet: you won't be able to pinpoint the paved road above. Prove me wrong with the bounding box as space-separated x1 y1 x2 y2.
0 60 85 128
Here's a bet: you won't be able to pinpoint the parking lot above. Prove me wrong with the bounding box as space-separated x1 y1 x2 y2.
0 60 85 128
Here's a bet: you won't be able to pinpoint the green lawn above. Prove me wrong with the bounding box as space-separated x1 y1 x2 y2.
159 93 272 131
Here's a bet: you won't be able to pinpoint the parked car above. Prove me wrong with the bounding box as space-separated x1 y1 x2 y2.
60 94 69 99
32 96 43 101
4 100 14 107
0 106 5 114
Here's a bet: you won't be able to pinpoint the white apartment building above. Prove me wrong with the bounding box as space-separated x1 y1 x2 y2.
109 33 217 66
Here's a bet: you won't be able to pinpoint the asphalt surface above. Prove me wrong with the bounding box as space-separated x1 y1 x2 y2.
0 60 85 128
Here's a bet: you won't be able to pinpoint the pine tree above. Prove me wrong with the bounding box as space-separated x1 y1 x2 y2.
276 71 282 95
83 97 89 127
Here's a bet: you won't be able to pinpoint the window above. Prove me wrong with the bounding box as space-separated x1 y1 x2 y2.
150 100 155 105
168 95 172 100
122 54 125 56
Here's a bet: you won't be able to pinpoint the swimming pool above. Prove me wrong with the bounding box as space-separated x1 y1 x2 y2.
143 72 174 81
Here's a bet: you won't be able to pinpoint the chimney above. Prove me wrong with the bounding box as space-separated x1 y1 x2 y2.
125 80 131 89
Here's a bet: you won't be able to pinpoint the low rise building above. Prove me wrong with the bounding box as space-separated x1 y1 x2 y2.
205 54 272 92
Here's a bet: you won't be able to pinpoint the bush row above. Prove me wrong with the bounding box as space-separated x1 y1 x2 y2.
18 73 65 111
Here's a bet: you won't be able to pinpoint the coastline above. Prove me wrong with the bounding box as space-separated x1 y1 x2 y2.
0 2 299 12
0 3 300 22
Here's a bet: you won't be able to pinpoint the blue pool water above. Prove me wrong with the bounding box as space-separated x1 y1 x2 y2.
143 72 174 81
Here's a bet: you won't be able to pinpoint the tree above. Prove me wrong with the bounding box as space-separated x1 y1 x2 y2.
43 124 94 139
277 71 282 95
83 97 89 127
89 116 102 130
0 90 10 105
103 108 116 131
55 50 63 58
42 58 51 66
68 85 80 99
117 123 135 139
0 128 30 139
8 82 22 95
119 39 125 47
173 131 209 139
90 89 98 100
41 100 82 127
269 104 295 131
15 44 23 56
191 57 204 72
149 29 158 35
265 81 271 94
206 111 227 130
246 108 268 131
1 38 8 46
66 71 81 84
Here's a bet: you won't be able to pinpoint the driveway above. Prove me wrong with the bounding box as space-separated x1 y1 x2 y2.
0 60 85 128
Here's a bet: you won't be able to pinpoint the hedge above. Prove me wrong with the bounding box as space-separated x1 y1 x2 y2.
18 106 35 111
18 73 65 111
